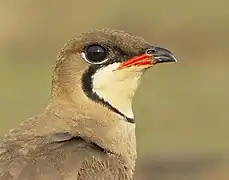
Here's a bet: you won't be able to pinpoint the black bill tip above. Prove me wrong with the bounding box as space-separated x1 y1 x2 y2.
146 46 177 64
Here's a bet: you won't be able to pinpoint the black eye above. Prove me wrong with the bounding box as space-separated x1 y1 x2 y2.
84 44 108 64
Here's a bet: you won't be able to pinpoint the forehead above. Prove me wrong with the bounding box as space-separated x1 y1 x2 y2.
60 29 150 56
82 29 149 51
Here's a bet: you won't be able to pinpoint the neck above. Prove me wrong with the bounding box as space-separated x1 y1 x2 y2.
45 100 137 168
51 58 139 166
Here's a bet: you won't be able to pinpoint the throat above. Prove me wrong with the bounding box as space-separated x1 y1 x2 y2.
81 63 142 123
97 93 135 122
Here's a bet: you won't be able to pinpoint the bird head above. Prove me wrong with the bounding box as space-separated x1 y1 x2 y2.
52 29 177 123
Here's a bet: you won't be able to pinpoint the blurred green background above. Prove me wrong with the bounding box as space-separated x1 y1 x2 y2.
0 0 229 179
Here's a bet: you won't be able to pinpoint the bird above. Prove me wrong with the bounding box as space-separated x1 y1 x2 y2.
0 29 177 180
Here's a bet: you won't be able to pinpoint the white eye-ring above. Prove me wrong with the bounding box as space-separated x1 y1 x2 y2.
81 52 109 65
81 44 109 65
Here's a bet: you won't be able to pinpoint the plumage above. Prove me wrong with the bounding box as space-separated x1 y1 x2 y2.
0 29 176 179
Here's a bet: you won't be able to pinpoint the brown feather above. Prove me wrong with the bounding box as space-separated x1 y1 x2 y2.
0 29 153 179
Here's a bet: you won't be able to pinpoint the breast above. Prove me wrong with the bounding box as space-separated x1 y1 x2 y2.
76 151 134 180
0 136 134 180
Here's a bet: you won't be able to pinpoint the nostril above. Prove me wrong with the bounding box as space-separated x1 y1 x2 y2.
146 48 156 55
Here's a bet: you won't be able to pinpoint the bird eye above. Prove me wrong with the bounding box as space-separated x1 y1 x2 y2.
83 44 108 64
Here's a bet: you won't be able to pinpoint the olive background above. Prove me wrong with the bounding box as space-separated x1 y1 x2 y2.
0 0 229 179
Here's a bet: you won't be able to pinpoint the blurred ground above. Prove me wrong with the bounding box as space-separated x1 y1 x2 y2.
0 0 229 179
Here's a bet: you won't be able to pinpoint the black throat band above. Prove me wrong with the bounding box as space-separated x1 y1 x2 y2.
81 66 135 123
